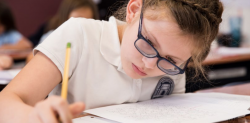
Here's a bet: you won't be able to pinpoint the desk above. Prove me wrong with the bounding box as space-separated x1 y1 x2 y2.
186 47 250 92
203 47 250 65
220 115 250 123
197 82 250 96
0 49 32 60
203 54 250 66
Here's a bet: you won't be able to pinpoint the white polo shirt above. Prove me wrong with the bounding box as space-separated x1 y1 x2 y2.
34 17 186 110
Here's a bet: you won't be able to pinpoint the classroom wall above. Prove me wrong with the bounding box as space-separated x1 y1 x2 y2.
4 0 62 37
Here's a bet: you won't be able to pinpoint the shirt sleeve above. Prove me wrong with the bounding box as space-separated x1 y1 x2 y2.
39 30 54 44
7 30 22 44
34 18 84 78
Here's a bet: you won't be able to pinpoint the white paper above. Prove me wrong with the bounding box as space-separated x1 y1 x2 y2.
73 116 119 123
0 69 21 84
85 93 250 123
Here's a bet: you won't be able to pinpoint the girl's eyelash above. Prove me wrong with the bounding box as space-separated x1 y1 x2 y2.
166 56 177 64
145 35 176 64
145 36 154 46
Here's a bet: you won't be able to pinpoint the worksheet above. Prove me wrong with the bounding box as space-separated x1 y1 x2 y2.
84 93 250 123
73 116 119 123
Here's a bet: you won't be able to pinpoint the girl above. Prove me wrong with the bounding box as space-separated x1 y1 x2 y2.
43 0 99 41
0 1 32 50
0 0 223 123
26 0 99 62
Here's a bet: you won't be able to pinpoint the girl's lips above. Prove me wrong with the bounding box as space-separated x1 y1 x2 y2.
132 63 147 76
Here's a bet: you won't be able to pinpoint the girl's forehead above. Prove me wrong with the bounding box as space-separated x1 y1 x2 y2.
143 17 183 38
142 7 183 34
143 6 175 22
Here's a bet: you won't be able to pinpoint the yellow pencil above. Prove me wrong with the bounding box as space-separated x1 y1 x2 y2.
61 42 71 99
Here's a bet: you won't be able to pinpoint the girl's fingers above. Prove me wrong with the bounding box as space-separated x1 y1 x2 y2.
35 101 59 123
69 102 85 117
50 96 72 123
31 96 84 123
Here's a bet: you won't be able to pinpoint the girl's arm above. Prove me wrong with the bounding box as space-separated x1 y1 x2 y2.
0 52 84 123
0 37 33 50
25 52 34 63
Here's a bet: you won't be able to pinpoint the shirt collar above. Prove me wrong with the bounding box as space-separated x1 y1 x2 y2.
100 16 125 68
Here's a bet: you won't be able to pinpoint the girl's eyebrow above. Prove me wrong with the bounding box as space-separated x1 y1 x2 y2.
168 55 184 62
143 24 161 48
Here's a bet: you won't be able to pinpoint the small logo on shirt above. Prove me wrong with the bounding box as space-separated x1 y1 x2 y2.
151 77 175 99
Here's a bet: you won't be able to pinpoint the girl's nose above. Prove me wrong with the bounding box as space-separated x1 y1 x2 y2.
142 56 158 69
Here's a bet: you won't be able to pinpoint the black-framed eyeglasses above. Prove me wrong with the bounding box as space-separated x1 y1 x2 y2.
134 7 191 75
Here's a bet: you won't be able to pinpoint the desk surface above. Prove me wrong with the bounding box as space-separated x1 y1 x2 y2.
0 49 32 60
203 47 250 65
197 83 250 96
219 115 250 123
203 54 250 65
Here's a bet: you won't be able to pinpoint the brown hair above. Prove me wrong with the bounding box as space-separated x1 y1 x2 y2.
114 0 223 78
46 0 99 33
0 1 17 32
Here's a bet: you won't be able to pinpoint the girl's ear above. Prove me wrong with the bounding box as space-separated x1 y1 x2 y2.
126 0 142 24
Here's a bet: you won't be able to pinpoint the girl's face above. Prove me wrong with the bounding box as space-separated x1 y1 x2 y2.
69 7 93 19
119 2 193 79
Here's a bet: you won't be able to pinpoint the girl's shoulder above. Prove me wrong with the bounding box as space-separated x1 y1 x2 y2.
64 17 120 33
61 17 120 41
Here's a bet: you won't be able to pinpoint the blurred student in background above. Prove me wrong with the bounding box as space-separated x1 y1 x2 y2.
0 1 32 50
41 0 99 43
27 0 99 62
96 0 124 20
0 55 12 70
0 1 32 70
28 0 99 50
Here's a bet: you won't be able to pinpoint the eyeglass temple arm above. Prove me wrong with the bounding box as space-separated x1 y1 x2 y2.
138 1 144 37
182 57 191 71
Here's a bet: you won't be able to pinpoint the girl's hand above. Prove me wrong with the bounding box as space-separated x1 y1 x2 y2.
28 96 85 123
0 55 13 70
